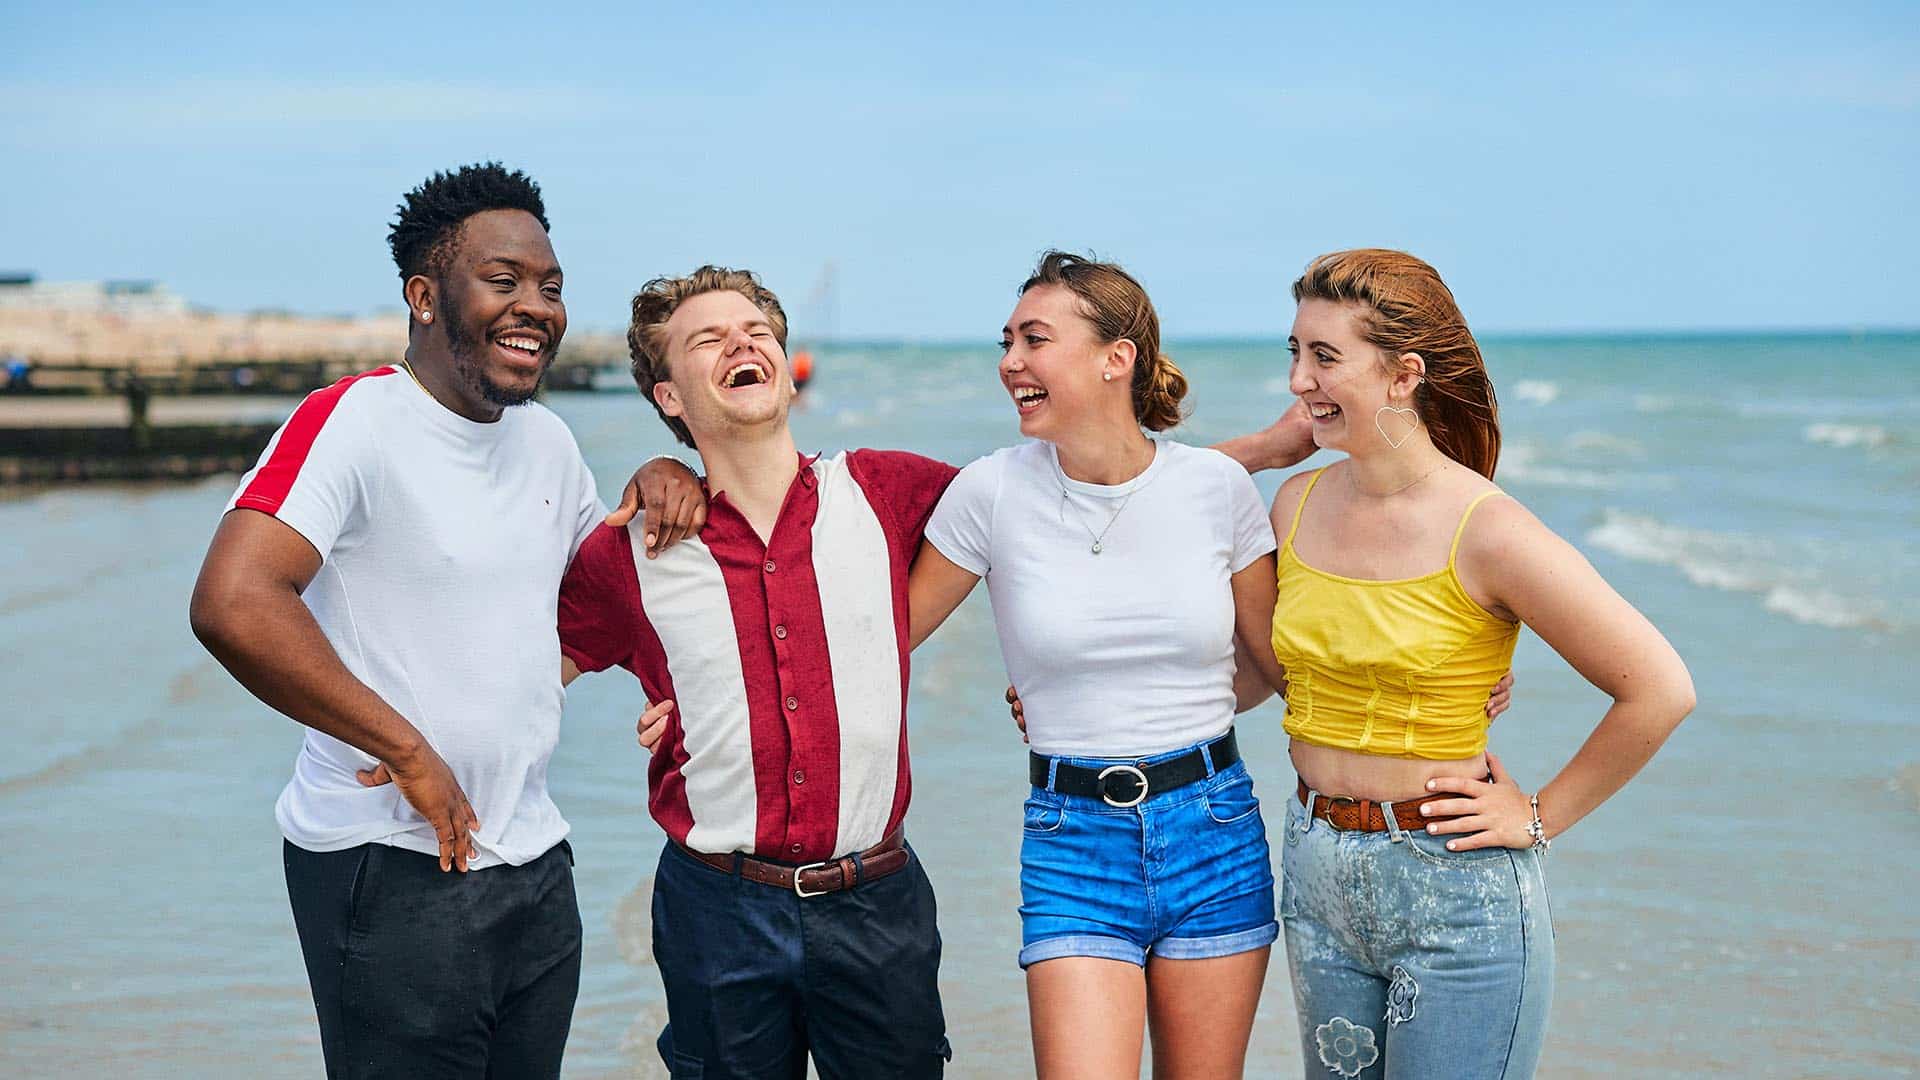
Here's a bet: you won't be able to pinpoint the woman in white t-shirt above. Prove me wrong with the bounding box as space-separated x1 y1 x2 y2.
909 252 1295 1079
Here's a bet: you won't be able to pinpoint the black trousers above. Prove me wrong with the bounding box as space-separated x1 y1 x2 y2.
283 839 583 1079
651 840 951 1079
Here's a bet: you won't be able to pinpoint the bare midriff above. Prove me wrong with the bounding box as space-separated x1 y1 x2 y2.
1289 740 1489 804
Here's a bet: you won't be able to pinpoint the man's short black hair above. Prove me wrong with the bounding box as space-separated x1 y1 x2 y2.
387 162 550 281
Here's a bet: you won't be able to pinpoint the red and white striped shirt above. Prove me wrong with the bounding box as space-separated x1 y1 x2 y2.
558 450 958 861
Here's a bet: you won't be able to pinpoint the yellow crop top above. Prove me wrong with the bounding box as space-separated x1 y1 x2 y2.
1269 467 1520 760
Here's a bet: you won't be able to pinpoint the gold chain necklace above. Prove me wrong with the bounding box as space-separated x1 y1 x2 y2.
1348 461 1443 498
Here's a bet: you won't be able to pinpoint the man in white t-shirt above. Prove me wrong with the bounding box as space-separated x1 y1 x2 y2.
190 163 670 1078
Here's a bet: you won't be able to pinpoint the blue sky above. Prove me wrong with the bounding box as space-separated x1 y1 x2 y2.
4 2 1915 337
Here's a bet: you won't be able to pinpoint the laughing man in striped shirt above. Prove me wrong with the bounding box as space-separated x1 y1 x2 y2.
558 268 963 1078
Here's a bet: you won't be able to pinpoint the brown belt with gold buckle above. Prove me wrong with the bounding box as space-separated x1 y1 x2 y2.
1295 779 1465 832
678 828 909 898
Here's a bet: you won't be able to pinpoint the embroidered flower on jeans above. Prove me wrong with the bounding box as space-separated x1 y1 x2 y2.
1385 965 1419 1026
1314 1016 1380 1077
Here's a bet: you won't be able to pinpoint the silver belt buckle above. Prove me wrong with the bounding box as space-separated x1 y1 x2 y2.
792 859 837 898
1097 763 1150 808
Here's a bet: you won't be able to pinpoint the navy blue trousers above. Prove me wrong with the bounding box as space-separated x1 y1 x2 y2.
283 839 582 1079
652 840 951 1079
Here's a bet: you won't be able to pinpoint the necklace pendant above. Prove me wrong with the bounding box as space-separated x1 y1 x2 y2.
1090 541 1102 555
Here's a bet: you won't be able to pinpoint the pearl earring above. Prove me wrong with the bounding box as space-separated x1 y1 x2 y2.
1102 372 1112 382
421 311 432 323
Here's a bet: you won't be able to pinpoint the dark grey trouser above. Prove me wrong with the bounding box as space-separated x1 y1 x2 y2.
283 839 582 1080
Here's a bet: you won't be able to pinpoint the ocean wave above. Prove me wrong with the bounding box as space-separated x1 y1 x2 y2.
1585 510 1895 633
1738 397 1920 420
1565 431 1647 458
1513 380 1559 405
1804 422 1892 449
1892 764 1920 815
1762 585 1887 631
1503 461 1623 490
1501 443 1645 491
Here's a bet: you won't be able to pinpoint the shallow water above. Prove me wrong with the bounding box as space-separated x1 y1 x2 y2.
3 333 1917 1076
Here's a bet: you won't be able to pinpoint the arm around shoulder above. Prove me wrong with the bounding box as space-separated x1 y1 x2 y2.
1210 400 1317 474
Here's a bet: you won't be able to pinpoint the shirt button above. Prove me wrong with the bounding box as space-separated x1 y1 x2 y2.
790 843 803 854
785 696 798 711
793 770 805 785
774 624 788 640
763 559 777 574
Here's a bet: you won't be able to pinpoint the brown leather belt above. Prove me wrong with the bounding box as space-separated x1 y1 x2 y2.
678 829 909 897
1296 779 1464 832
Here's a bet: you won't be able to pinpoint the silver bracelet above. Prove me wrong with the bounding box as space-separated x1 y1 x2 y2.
1526 793 1551 852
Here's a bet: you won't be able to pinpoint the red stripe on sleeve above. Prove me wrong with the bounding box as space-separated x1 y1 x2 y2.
233 366 397 516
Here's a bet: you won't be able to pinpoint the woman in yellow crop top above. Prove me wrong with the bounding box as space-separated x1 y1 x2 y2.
1232 250 1696 1080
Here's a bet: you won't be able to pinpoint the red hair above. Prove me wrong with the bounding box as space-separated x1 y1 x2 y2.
1292 249 1500 478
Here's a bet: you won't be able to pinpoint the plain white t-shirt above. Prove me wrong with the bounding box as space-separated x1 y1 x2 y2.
925 438 1276 758
224 366 603 869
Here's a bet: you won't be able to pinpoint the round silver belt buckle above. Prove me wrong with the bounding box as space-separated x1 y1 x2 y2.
1097 763 1150 808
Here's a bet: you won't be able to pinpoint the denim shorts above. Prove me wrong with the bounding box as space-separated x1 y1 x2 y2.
1018 740 1279 969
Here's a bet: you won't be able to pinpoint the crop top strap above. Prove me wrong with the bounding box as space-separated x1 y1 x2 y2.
1283 467 1330 549
1448 490 1507 566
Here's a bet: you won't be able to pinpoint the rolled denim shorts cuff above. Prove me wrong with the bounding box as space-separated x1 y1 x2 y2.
1152 920 1279 961
1019 934 1147 970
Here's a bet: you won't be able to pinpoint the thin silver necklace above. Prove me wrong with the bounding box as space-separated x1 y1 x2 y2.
1056 444 1159 555
1059 486 1134 555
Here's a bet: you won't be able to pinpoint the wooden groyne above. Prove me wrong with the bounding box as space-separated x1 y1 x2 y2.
0 395 287 485
0 304 630 484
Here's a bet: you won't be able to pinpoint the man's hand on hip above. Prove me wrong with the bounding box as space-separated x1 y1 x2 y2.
356 745 482 872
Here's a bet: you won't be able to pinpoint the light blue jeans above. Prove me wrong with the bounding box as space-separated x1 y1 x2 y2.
1279 788 1554 1079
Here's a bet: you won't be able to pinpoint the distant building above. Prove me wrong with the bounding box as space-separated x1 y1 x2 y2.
0 275 190 316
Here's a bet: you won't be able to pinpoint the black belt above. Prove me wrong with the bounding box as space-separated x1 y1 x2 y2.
1029 730 1241 808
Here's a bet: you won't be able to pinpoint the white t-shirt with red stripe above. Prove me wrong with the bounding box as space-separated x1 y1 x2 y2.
226 365 603 869
558 450 958 863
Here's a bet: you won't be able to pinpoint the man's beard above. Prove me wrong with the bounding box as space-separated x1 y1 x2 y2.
441 289 551 407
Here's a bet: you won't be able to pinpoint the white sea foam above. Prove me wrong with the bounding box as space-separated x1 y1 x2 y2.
1513 380 1559 405
1566 431 1647 458
1803 422 1892 449
1585 510 1894 632
1501 442 1633 490
1503 461 1623 490
1761 585 1887 631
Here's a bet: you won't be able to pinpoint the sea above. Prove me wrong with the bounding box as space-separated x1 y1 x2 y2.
3 333 1916 1077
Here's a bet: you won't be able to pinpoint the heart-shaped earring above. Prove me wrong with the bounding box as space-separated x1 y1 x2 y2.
1375 406 1418 449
